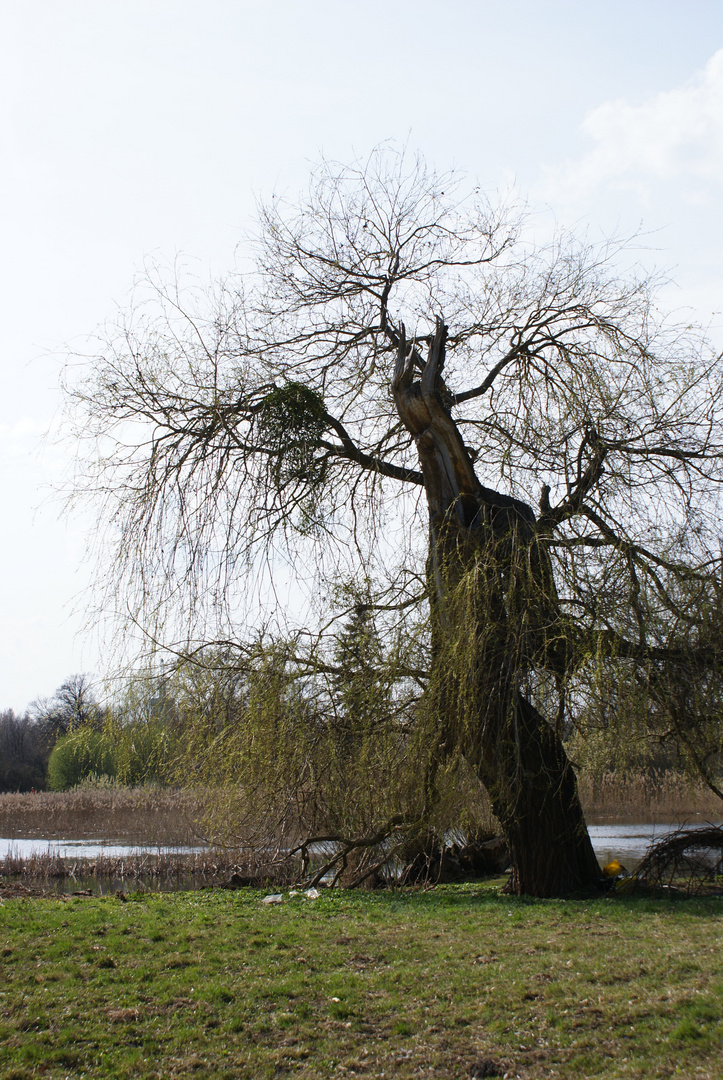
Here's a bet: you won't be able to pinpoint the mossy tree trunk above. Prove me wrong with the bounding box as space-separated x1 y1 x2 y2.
392 319 601 897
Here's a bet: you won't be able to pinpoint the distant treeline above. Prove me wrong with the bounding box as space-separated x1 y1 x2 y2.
0 673 175 793
0 675 111 793
0 710 49 791
3 651 721 803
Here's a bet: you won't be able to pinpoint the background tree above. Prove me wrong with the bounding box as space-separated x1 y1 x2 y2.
65 149 723 896
0 709 49 791
46 727 118 790
31 674 105 740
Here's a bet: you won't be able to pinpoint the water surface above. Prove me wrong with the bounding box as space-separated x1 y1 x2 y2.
5 821 720 868
588 822 721 870
2 837 205 859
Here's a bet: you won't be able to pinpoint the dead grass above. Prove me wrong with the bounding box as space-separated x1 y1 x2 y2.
3 773 720 844
2 776 720 899
578 771 723 823
0 788 302 893
0 845 298 895
0 787 202 845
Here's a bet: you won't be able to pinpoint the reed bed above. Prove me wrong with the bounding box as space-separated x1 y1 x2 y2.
0 844 299 895
2 775 720 897
578 770 723 823
0 786 202 845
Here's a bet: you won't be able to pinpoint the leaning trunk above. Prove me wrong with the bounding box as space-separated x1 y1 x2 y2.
472 687 601 896
392 320 601 897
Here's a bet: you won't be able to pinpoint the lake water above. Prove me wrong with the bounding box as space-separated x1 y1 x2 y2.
4 821 720 870
588 822 722 869
2 838 205 859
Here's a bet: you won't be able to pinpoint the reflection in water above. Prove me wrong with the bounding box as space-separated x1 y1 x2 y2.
2 838 205 859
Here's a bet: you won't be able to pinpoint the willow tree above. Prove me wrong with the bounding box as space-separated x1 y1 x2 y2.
65 150 723 896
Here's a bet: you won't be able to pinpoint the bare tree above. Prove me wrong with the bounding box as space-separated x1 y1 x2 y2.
64 149 723 895
31 675 104 739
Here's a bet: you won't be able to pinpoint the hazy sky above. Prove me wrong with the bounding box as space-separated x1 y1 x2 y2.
2 0 722 711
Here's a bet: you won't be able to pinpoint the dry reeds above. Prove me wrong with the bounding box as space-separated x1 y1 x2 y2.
578 771 723 823
0 787 202 845
0 844 299 894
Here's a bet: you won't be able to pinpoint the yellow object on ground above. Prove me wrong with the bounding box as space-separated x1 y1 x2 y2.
602 859 624 877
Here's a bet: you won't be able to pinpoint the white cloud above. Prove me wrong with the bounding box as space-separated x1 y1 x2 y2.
543 49 723 207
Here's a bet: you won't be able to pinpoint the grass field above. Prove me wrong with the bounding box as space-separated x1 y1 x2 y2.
1 884 722 1079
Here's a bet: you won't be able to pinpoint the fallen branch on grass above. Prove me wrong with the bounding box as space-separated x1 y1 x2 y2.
631 825 723 895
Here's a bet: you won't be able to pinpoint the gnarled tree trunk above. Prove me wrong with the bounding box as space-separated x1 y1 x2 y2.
392 319 601 896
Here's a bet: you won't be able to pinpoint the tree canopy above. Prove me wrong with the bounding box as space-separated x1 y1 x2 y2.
65 149 723 894
30 674 105 739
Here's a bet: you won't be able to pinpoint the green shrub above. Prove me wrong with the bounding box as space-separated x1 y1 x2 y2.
47 729 117 791
47 719 173 790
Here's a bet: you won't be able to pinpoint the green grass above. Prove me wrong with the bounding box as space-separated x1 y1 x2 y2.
1 884 722 1079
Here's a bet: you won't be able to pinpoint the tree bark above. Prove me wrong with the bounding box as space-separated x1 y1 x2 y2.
392 319 601 897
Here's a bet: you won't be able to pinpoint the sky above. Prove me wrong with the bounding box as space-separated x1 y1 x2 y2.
1 0 722 712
